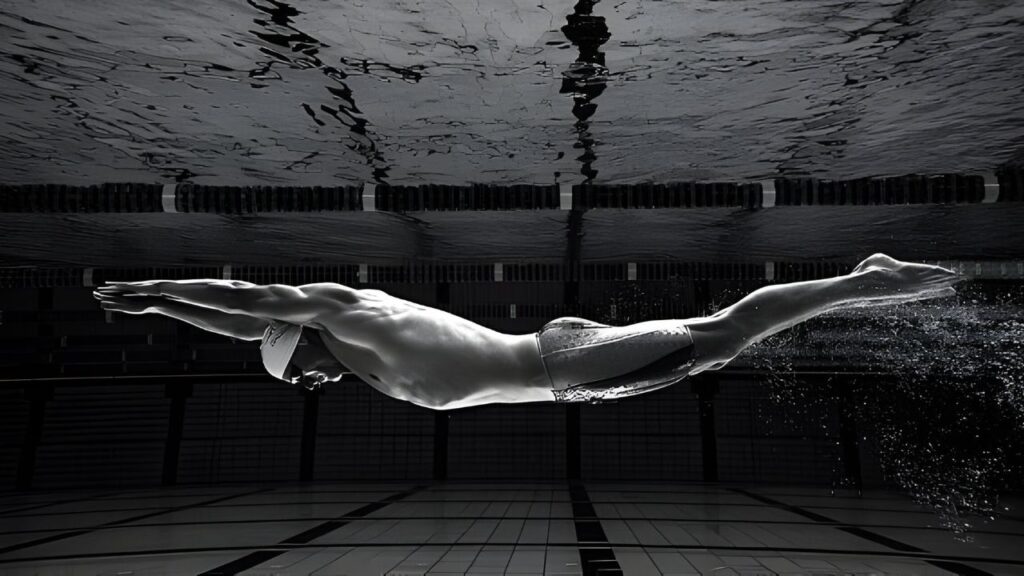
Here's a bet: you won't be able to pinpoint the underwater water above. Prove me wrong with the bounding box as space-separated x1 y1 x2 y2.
1 0 1023 185
2 0 1023 548
580 273 1024 536
742 282 1024 536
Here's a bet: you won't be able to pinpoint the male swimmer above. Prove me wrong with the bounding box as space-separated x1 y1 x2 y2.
94 254 958 410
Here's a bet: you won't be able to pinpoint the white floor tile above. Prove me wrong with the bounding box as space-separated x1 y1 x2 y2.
649 549 700 575
489 518 525 543
466 544 514 573
2 521 324 560
246 548 354 575
314 546 417 575
505 545 546 574
613 547 662 576
387 545 452 575
0 552 262 575
2 483 1019 575
543 547 582 575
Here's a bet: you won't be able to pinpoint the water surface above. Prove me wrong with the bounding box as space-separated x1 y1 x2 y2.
1 0 1022 186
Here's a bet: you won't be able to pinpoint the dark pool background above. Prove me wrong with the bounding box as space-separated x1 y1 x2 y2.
2 0 1024 539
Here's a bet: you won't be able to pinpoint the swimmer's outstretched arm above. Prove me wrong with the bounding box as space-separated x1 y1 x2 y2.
96 280 359 325
93 292 268 340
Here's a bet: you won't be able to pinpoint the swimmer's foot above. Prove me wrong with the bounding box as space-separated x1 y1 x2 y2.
852 253 959 300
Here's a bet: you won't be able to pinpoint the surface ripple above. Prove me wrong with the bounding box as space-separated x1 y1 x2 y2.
0 0 1022 185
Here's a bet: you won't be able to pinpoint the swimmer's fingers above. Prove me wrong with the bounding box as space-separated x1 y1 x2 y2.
104 280 162 286
96 286 134 296
95 287 138 299
93 291 164 310
100 301 150 315
94 290 157 301
97 294 161 314
928 263 961 284
913 267 959 291
918 286 957 301
99 299 135 313
96 288 148 295
922 276 957 290
100 281 161 296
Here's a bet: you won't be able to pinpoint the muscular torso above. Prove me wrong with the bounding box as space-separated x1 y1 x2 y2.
312 290 552 409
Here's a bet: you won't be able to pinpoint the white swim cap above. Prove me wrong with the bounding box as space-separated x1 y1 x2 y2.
260 322 302 381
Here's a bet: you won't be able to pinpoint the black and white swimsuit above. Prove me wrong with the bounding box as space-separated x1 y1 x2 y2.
536 317 696 403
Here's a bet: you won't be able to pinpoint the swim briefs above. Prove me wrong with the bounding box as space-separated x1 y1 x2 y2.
536 317 696 403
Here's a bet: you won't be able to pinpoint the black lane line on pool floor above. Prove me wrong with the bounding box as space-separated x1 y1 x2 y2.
4 542 1024 569
0 488 272 556
569 483 623 576
5 496 1015 522
5 516 1024 540
198 485 425 576
731 489 995 576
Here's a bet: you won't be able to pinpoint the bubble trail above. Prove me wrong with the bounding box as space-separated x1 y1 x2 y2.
743 281 1024 536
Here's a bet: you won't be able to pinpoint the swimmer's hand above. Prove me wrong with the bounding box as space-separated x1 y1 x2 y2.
93 291 165 314
97 280 165 297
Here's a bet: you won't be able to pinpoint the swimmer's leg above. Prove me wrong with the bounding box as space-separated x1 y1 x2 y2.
94 293 268 341
686 254 958 370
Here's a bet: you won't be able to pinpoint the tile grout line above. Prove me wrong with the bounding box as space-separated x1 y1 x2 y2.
3 542 1022 569
0 488 271 556
0 490 129 517
101 489 276 527
6 499 1016 524
197 485 427 576
730 488 996 576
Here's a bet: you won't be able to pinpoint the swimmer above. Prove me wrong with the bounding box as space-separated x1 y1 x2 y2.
94 253 958 410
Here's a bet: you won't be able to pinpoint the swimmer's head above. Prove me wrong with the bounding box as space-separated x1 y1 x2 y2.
262 323 348 388
262 323 303 381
